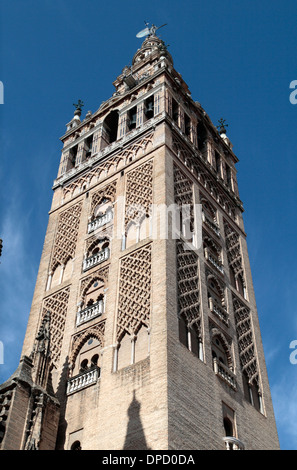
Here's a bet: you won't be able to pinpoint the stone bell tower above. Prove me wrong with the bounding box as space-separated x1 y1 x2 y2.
0 25 279 450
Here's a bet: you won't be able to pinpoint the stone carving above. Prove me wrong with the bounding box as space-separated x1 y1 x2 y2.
176 239 200 333
116 244 152 341
125 160 153 228
69 322 106 370
232 295 259 386
223 220 245 280
79 266 109 302
40 287 70 368
62 132 154 201
90 180 117 216
173 163 194 233
50 202 82 271
172 134 237 220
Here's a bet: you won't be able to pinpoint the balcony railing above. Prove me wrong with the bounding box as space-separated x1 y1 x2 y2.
213 358 236 390
209 297 229 326
204 247 224 274
76 299 104 326
202 211 220 237
83 247 110 271
66 366 100 395
87 210 113 234
223 436 245 450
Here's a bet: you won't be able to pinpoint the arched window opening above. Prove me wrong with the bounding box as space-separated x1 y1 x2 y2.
172 98 179 124
215 151 221 176
71 440 82 450
69 144 78 168
128 106 137 131
80 359 88 372
91 354 99 367
197 122 207 153
236 274 245 298
0 422 5 445
72 337 102 378
144 95 154 120
178 315 188 348
85 134 93 159
184 113 191 138
102 110 119 145
229 266 236 289
223 417 234 437
212 335 229 369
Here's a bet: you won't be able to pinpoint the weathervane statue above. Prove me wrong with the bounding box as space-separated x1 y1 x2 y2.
136 22 167 38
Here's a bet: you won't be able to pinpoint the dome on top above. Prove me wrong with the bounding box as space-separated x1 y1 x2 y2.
132 34 173 67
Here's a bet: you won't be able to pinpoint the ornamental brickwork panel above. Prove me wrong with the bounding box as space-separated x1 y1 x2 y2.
125 160 153 228
173 163 194 233
223 220 245 280
232 294 259 386
176 239 200 333
40 287 70 368
90 181 117 215
50 203 82 271
116 244 152 341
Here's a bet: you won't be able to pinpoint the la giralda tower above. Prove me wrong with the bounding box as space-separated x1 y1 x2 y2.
0 25 279 451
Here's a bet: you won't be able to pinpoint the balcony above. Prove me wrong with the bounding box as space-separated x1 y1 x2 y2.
83 247 109 272
76 299 104 326
66 366 100 395
87 210 113 234
213 358 236 390
204 248 224 274
209 297 229 326
223 436 245 450
202 211 220 237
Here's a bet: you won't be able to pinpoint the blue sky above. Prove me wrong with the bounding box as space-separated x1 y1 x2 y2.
0 0 297 450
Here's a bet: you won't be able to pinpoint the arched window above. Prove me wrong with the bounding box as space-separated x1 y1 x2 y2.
211 335 230 368
196 121 207 153
102 110 119 145
71 440 82 450
223 417 234 437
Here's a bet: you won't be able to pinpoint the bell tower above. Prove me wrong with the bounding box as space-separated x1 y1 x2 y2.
0 25 279 450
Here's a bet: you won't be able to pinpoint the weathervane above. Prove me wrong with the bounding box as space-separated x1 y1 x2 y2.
73 99 84 112
217 118 228 134
136 22 167 38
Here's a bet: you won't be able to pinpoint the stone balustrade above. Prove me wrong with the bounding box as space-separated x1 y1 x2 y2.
87 210 113 234
76 300 104 326
202 211 220 236
204 247 224 274
208 297 229 325
213 358 236 390
222 436 245 450
67 366 100 395
83 247 110 271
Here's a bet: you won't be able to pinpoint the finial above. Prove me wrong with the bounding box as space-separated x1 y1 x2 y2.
73 100 84 116
217 118 228 135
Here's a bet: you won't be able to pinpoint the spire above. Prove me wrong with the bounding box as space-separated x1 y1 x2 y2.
132 23 173 67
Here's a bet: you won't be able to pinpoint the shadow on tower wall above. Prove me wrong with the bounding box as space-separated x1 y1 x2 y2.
123 390 150 450
55 356 70 450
